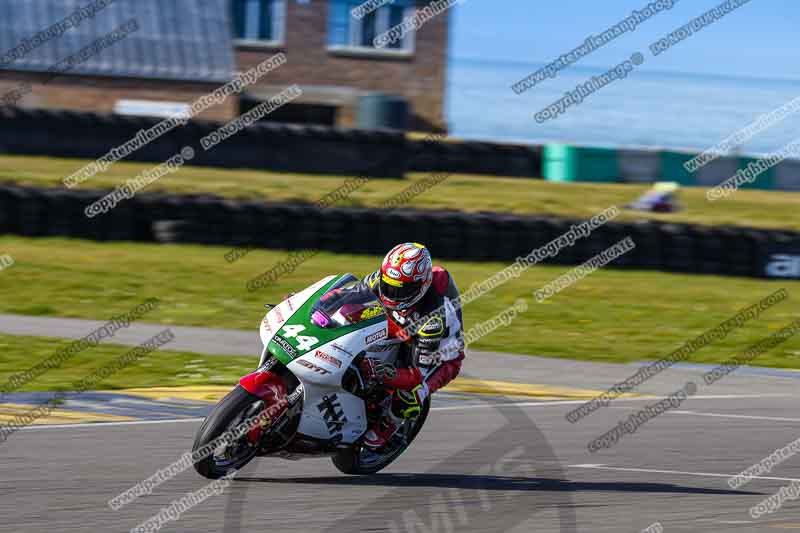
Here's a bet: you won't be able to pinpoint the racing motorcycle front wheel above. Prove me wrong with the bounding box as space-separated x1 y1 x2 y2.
193 385 269 479
332 397 430 475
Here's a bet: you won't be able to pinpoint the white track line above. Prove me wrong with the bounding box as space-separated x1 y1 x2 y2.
430 393 792 412
12 392 791 432
15 417 204 431
669 410 800 423
569 464 800 484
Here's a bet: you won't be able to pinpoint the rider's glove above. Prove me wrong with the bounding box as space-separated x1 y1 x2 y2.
359 357 397 385
414 314 445 367
414 336 442 367
361 358 424 390
393 383 429 419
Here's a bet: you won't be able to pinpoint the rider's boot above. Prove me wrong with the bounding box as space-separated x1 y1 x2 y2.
363 396 403 448
363 386 425 448
362 416 400 448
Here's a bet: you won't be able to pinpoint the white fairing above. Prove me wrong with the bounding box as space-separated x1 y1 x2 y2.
288 321 392 443
257 275 399 445
258 276 334 366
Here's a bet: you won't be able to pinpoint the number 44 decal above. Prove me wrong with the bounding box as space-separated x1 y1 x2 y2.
280 324 319 352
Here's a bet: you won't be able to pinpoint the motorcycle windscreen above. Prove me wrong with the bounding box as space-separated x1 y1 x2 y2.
310 274 384 328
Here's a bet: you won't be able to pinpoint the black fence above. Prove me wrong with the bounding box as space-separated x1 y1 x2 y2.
0 107 407 178
407 137 542 178
0 107 542 179
1 184 797 280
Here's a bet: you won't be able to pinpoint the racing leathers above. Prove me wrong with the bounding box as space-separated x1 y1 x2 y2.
360 265 465 442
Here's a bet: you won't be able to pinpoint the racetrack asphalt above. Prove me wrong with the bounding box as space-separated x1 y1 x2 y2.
2 314 800 532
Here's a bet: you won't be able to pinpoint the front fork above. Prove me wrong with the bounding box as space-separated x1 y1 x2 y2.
239 362 303 445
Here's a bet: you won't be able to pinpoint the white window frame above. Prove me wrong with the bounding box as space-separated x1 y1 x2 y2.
327 4 415 58
233 0 287 48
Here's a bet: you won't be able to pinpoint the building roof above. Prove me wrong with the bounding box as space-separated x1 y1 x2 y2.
0 0 236 83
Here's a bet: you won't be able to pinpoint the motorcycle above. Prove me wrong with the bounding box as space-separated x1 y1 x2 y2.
192 273 430 479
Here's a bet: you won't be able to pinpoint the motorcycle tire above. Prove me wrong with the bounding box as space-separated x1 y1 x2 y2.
193 385 264 479
332 397 430 475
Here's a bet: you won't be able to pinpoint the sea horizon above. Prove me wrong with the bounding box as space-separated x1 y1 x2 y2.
446 56 800 157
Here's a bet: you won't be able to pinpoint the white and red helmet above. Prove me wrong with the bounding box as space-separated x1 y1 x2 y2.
378 243 433 311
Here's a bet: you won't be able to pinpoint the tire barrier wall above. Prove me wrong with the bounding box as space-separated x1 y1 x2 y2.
406 138 542 178
1 184 798 280
1 107 800 185
0 107 407 179
0 107 545 179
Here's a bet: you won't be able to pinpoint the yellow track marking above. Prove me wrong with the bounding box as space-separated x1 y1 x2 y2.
447 378 645 400
113 386 233 403
0 403 135 425
113 380 645 404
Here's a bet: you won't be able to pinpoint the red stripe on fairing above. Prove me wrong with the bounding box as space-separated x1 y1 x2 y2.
240 370 286 401
240 371 290 444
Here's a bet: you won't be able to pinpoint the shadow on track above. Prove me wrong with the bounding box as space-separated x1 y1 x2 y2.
223 365 580 532
233 473 762 496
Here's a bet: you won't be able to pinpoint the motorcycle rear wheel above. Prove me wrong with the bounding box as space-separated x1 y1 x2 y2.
332 398 430 475
193 385 267 479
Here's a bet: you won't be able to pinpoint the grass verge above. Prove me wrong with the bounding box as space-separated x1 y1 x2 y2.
1 236 799 371
0 154 798 230
0 334 253 393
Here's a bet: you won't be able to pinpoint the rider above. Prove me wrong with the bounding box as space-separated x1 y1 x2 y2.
358 242 465 448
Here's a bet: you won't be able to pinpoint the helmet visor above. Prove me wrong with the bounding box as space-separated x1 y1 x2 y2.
380 277 423 304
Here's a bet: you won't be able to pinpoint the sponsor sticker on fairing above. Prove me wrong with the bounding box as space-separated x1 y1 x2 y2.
317 394 347 440
287 384 304 405
273 335 297 358
331 343 355 358
365 328 388 344
360 306 383 320
258 356 278 372
297 359 331 375
367 343 397 353
314 350 342 368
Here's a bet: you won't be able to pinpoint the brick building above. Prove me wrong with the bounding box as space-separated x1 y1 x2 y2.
0 0 452 132
0 0 238 122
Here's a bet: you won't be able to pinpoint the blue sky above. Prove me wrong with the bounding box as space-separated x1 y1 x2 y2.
450 0 799 81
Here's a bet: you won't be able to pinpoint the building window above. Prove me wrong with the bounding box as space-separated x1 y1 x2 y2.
233 0 286 45
328 0 415 53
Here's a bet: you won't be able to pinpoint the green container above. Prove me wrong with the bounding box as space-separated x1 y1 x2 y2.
737 156 776 190
542 144 577 182
543 144 618 183
660 150 697 186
